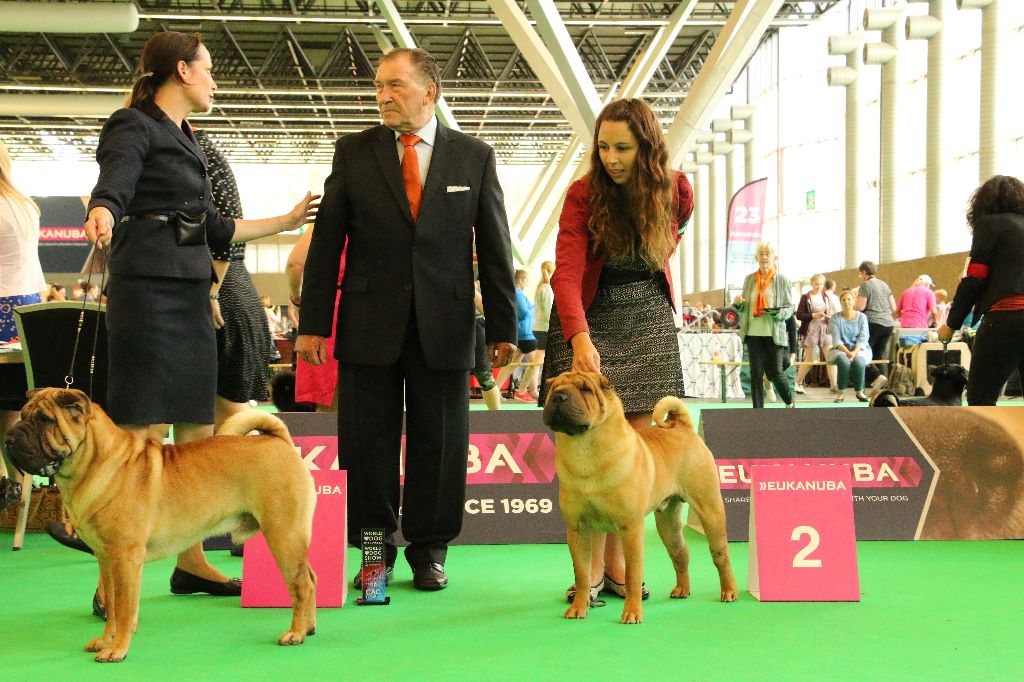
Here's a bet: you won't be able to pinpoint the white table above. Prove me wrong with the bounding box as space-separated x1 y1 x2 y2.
678 332 744 400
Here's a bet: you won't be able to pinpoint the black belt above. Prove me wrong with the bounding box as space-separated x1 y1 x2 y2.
121 213 173 223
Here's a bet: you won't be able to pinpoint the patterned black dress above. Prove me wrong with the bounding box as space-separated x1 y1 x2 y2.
538 254 684 413
197 131 271 403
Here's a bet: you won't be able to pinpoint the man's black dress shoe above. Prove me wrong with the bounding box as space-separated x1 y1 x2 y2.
45 521 94 555
412 562 448 591
352 565 394 590
169 568 242 596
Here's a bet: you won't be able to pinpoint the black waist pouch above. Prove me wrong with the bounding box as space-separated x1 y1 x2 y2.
174 210 208 246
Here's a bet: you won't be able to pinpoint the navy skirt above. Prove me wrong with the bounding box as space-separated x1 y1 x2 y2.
105 274 216 424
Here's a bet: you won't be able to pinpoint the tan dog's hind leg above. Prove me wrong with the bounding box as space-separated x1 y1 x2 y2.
654 500 691 599
91 548 144 662
688 494 738 602
263 522 317 644
563 528 593 620
619 524 645 624
84 560 116 655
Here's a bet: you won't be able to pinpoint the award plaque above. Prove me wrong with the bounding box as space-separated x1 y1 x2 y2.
356 528 390 605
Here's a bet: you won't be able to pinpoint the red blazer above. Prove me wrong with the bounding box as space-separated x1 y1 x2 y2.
551 172 694 342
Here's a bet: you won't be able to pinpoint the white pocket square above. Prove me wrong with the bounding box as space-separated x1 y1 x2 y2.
447 185 471 193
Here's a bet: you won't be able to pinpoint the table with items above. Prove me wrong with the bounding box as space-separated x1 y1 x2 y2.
678 331 744 400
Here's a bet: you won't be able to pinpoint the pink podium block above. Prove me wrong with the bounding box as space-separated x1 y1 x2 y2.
241 469 347 608
748 464 859 602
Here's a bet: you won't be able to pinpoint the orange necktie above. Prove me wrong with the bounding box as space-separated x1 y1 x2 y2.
399 133 423 220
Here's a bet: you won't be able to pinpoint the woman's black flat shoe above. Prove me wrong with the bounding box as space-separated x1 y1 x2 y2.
169 568 242 596
92 590 106 621
45 521 94 555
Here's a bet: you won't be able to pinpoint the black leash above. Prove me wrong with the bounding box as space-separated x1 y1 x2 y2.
66 249 107 396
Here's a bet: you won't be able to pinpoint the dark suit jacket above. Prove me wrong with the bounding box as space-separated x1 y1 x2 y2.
88 104 234 280
300 122 517 371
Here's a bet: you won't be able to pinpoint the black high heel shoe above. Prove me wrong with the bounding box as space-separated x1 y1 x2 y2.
169 568 242 596
92 590 106 621
45 521 94 555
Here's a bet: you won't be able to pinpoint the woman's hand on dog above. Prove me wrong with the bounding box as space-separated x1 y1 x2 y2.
570 332 601 373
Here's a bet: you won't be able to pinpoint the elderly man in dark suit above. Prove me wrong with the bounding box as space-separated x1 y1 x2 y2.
295 48 517 591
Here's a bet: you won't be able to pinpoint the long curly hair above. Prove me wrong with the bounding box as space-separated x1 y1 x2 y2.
966 175 1024 231
586 98 675 269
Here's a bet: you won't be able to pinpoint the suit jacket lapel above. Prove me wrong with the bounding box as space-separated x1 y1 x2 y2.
139 102 206 167
372 126 414 224
162 117 206 167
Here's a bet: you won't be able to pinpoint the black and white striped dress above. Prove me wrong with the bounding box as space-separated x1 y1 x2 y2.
538 255 684 414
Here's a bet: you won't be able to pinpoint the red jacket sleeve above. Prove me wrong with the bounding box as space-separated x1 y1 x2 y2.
550 179 592 342
674 171 694 235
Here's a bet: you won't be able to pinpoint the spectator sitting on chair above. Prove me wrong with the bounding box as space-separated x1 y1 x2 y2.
829 288 872 403
0 138 47 540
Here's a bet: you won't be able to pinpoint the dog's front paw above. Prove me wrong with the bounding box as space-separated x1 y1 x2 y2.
720 587 738 602
563 602 589 620
84 636 112 653
94 645 128 663
670 585 691 599
278 629 308 645
620 605 643 624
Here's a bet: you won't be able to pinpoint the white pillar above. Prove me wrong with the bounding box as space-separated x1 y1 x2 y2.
864 6 906 264
958 0 1006 181
907 0 956 256
730 104 756 185
693 149 714 293
828 33 866 269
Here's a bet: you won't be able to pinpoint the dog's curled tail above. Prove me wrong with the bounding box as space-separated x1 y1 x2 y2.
218 410 293 444
652 396 694 430
870 389 901 408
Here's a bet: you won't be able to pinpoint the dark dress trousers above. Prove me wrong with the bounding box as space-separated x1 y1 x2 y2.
300 122 516 567
87 104 234 424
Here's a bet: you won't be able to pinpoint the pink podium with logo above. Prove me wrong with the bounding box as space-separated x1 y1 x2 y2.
748 464 859 602
241 468 347 608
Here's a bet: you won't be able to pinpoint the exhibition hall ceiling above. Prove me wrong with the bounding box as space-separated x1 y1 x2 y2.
0 1 839 164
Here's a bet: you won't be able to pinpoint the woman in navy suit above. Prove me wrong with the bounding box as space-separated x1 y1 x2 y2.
83 31 317 616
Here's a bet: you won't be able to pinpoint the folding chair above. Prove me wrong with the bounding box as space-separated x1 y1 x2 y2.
7 302 107 549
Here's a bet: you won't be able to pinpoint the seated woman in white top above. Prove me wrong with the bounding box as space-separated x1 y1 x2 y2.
829 288 872 403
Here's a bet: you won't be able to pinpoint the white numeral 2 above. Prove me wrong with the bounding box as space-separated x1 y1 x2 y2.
791 525 822 568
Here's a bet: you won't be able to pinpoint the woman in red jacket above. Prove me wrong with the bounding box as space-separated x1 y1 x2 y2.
537 98 693 605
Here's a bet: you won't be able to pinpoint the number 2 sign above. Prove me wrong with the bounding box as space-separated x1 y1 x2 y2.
747 464 860 602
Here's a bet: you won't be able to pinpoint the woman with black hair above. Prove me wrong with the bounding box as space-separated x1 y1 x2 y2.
939 175 1024 405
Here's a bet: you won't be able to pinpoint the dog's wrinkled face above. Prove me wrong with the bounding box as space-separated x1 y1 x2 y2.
3 388 92 477
931 364 969 393
542 371 616 436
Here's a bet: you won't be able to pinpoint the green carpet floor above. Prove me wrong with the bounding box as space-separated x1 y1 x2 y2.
3 399 1022 679
1 526 1021 680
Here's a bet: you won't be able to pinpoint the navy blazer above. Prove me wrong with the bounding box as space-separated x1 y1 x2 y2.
300 123 517 371
88 104 234 280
